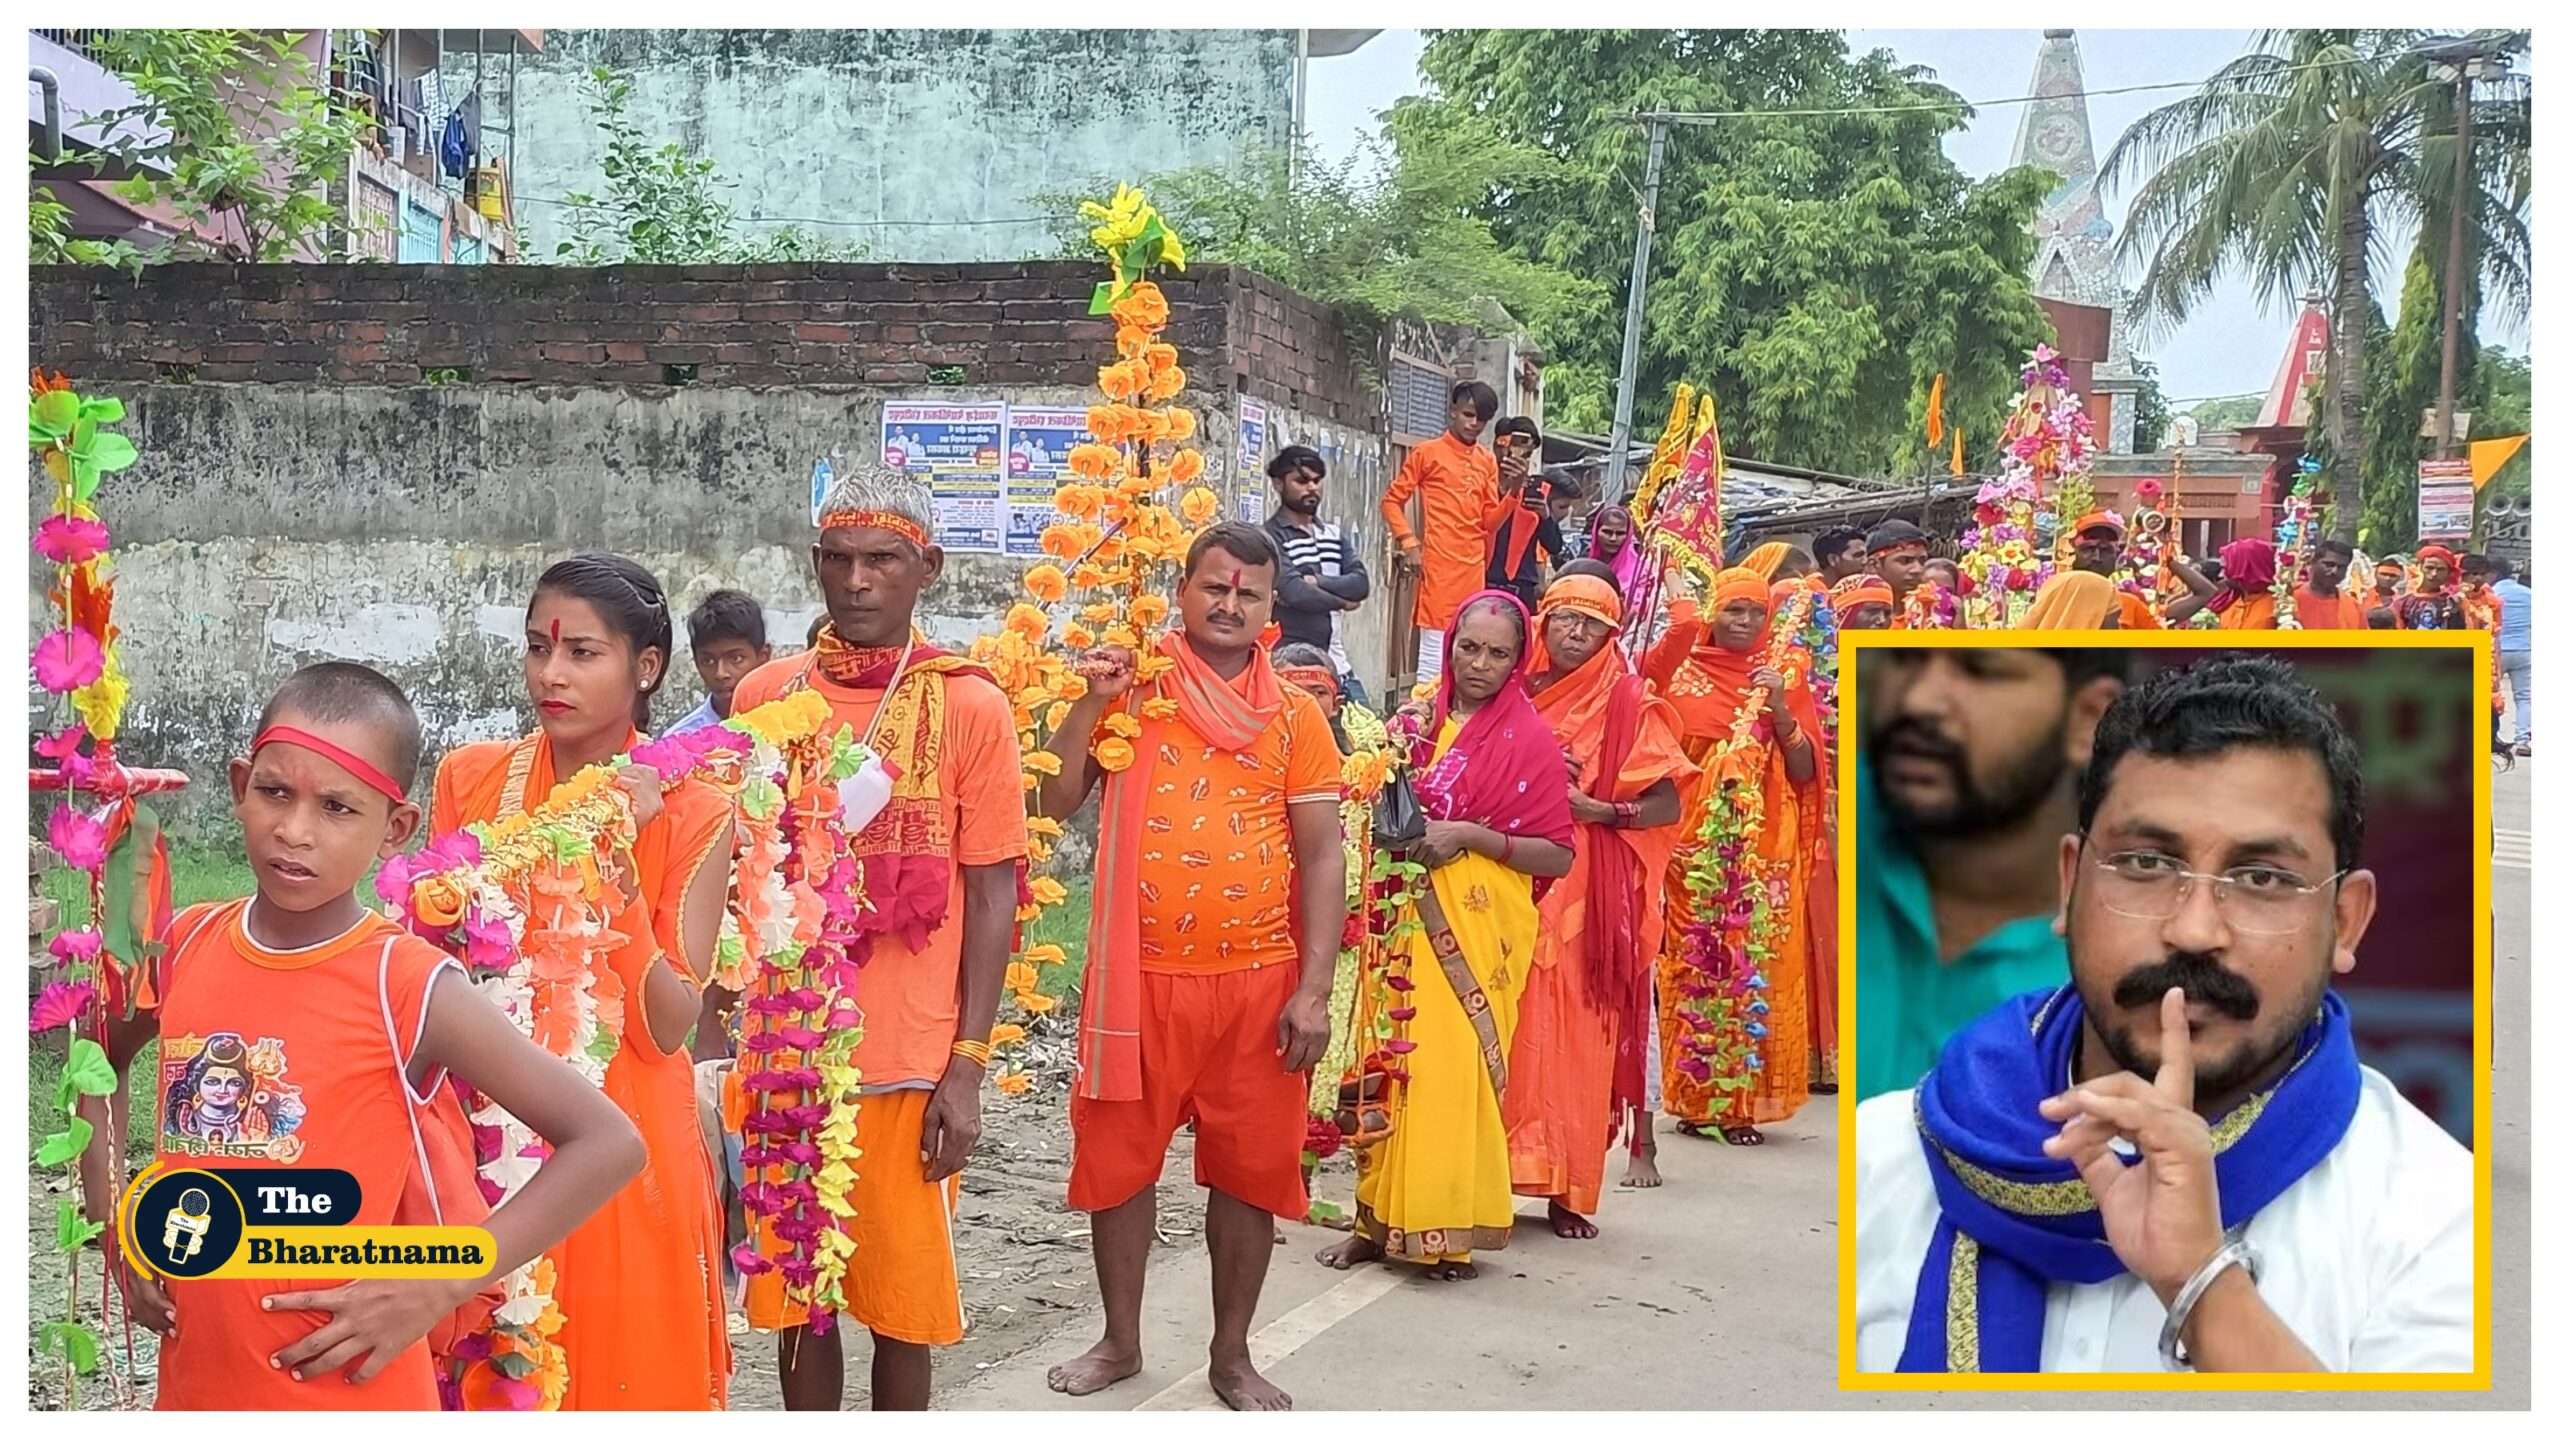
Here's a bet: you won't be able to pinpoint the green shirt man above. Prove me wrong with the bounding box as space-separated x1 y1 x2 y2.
1853 764 2068 1100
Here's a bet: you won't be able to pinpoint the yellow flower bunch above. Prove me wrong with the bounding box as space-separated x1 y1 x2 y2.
978 188 1215 1076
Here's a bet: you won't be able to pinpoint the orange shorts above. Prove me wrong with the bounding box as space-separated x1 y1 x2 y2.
1067 965 1310 1220
728 1085 965 1346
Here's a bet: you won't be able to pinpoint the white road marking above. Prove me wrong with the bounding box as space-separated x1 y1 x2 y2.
1131 1262 1405 1411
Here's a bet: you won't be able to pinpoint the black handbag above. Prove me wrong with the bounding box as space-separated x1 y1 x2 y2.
1369 771 1428 851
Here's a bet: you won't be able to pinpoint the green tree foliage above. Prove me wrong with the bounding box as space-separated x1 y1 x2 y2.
2100 28 2530 538
2184 395 2263 432
36 29 363 264
1035 110 1593 357
553 66 865 265
1399 29 2057 474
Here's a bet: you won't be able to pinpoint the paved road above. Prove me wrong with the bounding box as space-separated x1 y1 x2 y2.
944 761 2530 1411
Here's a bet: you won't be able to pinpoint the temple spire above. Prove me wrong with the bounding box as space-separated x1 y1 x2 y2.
2012 29 2109 244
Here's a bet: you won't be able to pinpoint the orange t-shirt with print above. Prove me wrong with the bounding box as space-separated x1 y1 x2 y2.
1112 686 1342 976
147 900 459 1411
730 652 1030 1086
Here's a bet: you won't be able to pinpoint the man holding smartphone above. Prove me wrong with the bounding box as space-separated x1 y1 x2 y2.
1485 417 1572 609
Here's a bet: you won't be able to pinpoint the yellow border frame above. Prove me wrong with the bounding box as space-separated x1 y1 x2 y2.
1833 629 2494 1391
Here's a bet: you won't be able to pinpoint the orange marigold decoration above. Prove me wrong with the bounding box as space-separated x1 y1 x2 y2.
970 185 1207 1089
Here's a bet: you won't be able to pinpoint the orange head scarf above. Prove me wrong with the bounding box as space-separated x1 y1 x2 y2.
1740 541 1796 582
1529 573 1623 677
2020 570 2120 630
1834 573 1893 611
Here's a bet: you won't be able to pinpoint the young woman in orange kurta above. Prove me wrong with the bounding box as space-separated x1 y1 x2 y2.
431 555 734 1410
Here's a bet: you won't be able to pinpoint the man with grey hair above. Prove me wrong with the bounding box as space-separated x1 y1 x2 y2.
718 465 1028 1410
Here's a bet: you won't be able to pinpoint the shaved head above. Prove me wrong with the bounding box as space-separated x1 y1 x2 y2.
256 661 425 794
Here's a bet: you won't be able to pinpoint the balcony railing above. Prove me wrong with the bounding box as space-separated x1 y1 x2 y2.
31 30 120 64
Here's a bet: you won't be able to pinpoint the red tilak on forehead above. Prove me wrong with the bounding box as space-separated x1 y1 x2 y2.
549 617 561 644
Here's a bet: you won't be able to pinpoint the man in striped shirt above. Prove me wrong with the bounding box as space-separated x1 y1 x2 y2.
1264 444 1372 702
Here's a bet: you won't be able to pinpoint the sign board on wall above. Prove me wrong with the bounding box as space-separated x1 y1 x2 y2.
2417 459 2475 541
1004 406 1094 558
1235 397 1269 523
881 401 1007 553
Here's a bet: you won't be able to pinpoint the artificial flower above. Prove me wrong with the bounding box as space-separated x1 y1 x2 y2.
1167 449 1205 485
1094 737 1137 772
32 629 103 693
1024 564 1069 604
1179 487 1219 526
46 805 108 872
34 514 111 566
996 1071 1032 1096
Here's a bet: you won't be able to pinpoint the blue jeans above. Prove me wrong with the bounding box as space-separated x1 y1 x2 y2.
2501 648 2531 744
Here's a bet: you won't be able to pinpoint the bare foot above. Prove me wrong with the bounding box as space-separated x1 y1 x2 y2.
1424 1260 1479 1281
1046 1339 1143 1396
1621 1152 1663 1188
1208 1355 1292 1411
1317 1234 1381 1271
1546 1201 1598 1239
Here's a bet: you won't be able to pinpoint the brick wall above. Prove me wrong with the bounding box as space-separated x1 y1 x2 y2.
1222 267 1376 427
29 261 1256 392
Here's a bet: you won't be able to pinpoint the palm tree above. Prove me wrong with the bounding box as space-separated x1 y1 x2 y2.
2099 29 2530 534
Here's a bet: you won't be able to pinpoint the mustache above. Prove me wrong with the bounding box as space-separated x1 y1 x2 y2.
2112 951 2260 1021
1873 717 1964 766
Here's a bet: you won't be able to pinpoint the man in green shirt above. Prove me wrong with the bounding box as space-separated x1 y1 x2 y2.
1853 646 2130 1099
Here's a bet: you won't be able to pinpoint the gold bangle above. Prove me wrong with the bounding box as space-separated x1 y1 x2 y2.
950 1039 994 1067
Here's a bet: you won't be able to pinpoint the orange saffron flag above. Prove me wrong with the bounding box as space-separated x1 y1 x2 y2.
1951 427 1966 476
1925 373 1946 449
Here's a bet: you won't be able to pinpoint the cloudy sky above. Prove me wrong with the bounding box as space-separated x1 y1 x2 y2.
1305 28 2531 413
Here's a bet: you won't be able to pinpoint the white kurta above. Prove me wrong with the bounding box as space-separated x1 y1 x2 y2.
1855 1065 2475 1373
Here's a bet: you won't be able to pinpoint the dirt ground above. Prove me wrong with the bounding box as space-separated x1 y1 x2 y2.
25 1066 1344 1411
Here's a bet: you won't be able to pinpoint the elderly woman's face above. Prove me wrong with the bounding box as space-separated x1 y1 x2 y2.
1712 598 1768 652
1541 608 1613 674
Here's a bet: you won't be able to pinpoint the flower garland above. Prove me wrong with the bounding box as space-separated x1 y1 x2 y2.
29 370 151 1406
1347 699 1430 1150
972 185 1210 1066
2126 476 2174 610
2270 456 2323 630
1962 345 2091 624
1902 580 1955 630
1302 701 1395 1224
1669 585 1816 1113
374 692 848 1406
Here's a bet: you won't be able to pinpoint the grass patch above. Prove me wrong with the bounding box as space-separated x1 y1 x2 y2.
1030 876 1095 999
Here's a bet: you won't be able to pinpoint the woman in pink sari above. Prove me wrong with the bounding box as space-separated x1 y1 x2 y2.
1319 591 1576 1279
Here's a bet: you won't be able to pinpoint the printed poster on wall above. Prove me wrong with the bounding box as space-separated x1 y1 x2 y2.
2417 459 2475 541
882 401 1006 553
1005 406 1094 558
1235 397 1271 524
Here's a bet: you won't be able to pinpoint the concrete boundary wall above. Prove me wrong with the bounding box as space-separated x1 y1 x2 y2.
28 262 1399 828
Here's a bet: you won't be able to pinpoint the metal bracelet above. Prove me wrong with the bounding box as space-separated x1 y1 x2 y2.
2157 1234 2262 1372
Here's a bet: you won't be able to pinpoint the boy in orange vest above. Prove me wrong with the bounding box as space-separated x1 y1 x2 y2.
80 661 644 1409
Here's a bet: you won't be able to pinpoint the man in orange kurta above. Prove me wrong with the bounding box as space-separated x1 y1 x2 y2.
1040 523 1346 1411
1383 379 1506 687
2291 538 2369 629
1509 575 1697 1235
720 476 1028 1411
2066 511 2164 629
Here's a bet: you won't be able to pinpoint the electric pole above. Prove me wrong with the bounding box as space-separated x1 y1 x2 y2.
1603 115 1669 498
2427 32 2513 461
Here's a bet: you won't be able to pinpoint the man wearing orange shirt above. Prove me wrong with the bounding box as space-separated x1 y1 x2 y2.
2066 511 2165 629
720 469 1029 1411
1041 522 1346 1411
1384 379 1505 687
2291 539 2369 629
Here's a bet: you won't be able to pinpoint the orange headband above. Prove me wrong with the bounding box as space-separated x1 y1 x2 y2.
821 508 930 548
1278 665 1340 700
1836 577 1893 609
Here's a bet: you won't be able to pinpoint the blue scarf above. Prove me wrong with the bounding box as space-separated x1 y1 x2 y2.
1896 986 2361 1372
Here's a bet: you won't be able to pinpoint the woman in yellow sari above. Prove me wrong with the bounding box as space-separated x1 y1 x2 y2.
1644 567 1826 1146
1319 591 1575 1279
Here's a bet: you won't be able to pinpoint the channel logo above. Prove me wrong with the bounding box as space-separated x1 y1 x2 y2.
120 1164 494 1281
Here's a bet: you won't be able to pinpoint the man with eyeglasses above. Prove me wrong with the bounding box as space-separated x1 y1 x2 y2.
1853 646 2130 1101
1857 654 2472 1374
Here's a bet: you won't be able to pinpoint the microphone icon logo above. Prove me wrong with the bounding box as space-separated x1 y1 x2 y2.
163 1188 213 1263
